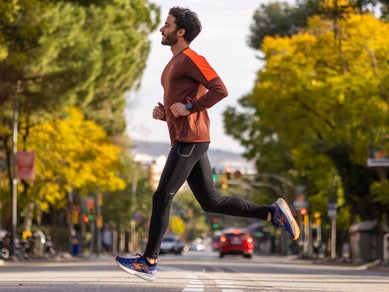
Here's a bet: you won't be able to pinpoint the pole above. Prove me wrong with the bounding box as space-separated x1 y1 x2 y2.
331 216 336 260
130 169 138 251
96 193 102 256
10 80 21 257
68 190 74 255
327 200 337 260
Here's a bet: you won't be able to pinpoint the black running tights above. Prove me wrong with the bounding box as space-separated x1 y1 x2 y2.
143 141 270 259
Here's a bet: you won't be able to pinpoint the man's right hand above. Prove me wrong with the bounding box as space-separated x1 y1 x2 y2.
152 102 165 120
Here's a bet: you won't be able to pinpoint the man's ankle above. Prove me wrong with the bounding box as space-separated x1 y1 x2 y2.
146 257 158 266
267 211 272 222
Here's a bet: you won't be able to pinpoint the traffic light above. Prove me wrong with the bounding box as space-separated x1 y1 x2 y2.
212 168 217 181
212 217 220 230
88 208 95 221
313 212 321 226
300 208 309 227
73 210 80 224
83 215 89 223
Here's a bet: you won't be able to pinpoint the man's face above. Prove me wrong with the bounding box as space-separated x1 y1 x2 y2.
160 15 179 46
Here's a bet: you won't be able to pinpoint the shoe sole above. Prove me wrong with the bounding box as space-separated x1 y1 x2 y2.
277 198 300 240
114 257 156 282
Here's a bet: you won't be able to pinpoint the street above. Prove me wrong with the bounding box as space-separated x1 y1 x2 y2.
0 251 389 291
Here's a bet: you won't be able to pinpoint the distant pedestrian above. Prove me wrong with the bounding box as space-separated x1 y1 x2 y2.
102 225 112 253
115 6 300 282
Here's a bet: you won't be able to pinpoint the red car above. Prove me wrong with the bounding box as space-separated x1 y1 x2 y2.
219 228 254 258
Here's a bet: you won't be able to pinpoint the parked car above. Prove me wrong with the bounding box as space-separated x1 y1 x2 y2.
159 233 183 255
219 228 254 258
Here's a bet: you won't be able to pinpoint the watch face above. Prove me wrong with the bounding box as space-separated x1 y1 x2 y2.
186 103 193 111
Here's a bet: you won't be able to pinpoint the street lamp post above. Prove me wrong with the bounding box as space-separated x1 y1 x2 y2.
10 80 21 257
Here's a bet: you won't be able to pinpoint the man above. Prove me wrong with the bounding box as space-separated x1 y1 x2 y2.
115 6 300 282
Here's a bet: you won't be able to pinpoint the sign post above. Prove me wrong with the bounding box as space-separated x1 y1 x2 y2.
327 200 337 260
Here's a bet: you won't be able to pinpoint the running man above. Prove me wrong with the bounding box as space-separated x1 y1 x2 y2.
115 6 300 282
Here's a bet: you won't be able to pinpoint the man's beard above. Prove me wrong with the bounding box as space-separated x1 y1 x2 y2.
161 31 178 46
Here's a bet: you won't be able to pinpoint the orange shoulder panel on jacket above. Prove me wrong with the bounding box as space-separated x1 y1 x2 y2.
183 49 219 82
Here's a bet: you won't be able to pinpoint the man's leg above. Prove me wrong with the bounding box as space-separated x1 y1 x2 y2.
187 152 269 220
143 142 209 259
187 153 300 240
115 142 208 281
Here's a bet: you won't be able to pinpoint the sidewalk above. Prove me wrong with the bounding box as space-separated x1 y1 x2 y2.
311 256 389 273
0 252 99 266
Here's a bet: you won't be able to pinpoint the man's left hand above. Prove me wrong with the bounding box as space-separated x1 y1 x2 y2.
170 102 190 117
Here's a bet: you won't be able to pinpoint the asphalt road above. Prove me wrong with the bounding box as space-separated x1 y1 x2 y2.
1 251 389 291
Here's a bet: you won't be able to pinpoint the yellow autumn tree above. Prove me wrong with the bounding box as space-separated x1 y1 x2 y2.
27 107 125 213
248 12 389 221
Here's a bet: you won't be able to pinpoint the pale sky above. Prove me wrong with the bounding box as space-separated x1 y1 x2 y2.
125 1 265 153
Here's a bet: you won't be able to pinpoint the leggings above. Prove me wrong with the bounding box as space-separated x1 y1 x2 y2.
143 141 270 259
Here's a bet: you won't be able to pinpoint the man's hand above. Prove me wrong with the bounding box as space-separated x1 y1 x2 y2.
152 102 165 120
170 102 190 118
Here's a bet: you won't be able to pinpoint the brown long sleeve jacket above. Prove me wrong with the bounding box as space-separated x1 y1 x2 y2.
160 48 228 145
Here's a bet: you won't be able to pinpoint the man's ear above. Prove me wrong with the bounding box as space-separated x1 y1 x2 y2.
177 28 185 37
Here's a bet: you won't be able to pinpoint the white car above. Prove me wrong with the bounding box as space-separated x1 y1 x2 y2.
159 234 183 255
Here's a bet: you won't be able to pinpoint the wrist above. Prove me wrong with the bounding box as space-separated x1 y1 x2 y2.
185 102 194 113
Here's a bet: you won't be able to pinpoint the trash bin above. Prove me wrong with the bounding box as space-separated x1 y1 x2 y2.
349 221 378 262
71 235 80 256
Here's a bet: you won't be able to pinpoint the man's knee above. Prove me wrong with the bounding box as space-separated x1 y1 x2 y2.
198 193 221 212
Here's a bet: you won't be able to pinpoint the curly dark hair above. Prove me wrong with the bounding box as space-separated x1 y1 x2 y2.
168 6 202 44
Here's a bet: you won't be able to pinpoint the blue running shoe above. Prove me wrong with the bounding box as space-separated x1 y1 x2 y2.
114 254 157 282
269 198 300 240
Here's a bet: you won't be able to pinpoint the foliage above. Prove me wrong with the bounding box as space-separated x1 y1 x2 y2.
247 0 389 50
174 190 208 241
225 11 389 226
34 0 160 134
101 136 153 241
170 216 185 236
27 108 125 211
0 0 160 120
248 0 322 50
371 179 389 205
0 0 160 231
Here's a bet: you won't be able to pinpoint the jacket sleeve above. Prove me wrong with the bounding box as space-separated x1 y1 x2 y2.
183 50 228 112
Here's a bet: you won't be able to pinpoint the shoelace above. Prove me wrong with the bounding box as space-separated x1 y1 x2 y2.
133 253 144 262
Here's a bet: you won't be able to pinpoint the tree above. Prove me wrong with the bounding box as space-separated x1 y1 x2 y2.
225 10 389 225
248 0 322 50
0 0 160 231
247 0 389 50
0 0 160 182
21 108 126 232
174 190 208 241
35 0 160 134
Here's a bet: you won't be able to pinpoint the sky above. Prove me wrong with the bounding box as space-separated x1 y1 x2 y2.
125 1 265 153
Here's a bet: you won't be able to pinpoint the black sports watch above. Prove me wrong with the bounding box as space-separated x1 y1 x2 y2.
185 102 194 113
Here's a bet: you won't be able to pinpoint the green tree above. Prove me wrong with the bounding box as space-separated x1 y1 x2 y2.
102 157 153 253
0 0 160 177
247 0 389 50
99 134 154 252
0 0 160 231
248 0 322 50
35 0 160 134
174 190 208 241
